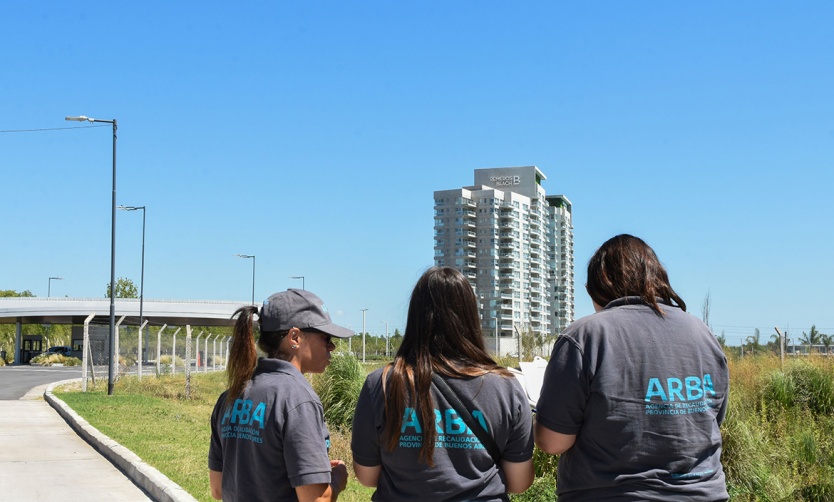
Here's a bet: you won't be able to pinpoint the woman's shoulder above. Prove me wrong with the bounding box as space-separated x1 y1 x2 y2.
467 370 528 399
361 366 389 391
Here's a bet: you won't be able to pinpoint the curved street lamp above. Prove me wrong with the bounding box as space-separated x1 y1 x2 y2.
235 254 256 304
66 115 118 396
48 276 63 297
289 275 305 290
118 205 146 363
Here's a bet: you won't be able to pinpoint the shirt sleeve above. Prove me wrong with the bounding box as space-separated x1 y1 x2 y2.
501 380 534 463
535 336 588 435
351 375 382 467
283 401 332 488
208 394 225 472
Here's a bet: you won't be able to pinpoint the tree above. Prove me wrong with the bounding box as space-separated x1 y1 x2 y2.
104 277 138 298
716 331 726 348
799 325 822 353
769 332 782 355
0 289 34 297
745 328 761 355
390 328 403 354
821 333 832 355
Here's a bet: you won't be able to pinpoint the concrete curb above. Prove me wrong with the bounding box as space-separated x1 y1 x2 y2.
44 379 199 502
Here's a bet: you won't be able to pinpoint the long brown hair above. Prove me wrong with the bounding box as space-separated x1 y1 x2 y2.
382 266 511 466
225 305 289 403
586 234 686 315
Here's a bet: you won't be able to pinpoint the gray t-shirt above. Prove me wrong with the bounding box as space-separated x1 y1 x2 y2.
209 358 332 501
536 297 729 501
352 368 534 502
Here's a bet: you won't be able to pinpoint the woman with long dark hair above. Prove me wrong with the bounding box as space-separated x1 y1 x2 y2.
351 267 534 501
535 234 729 500
209 289 353 501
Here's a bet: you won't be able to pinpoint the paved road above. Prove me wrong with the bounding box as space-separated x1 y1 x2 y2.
0 365 83 399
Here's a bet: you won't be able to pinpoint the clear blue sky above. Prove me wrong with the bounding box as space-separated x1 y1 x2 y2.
2 2 832 346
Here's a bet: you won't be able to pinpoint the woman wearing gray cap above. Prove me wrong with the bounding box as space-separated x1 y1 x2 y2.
209 289 353 501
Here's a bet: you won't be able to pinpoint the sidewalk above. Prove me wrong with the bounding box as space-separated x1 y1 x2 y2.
0 380 197 502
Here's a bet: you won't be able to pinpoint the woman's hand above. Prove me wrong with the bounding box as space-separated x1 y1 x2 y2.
330 460 348 494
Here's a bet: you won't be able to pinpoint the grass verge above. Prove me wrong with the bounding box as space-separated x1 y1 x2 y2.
54 354 834 501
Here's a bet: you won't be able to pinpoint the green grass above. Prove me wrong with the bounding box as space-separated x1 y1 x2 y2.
54 354 834 501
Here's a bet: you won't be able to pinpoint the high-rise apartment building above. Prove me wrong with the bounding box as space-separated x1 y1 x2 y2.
433 166 574 355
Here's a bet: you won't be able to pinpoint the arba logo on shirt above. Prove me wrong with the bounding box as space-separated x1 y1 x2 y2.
221 398 266 428
644 374 716 402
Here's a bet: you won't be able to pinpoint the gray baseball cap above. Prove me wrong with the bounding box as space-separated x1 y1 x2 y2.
260 289 353 338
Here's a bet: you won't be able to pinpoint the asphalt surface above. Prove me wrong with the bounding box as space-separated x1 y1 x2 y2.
0 365 197 502
0 365 82 400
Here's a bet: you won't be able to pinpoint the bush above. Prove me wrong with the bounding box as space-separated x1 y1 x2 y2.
29 353 81 366
723 355 834 501
156 355 186 374
311 353 366 430
761 360 834 416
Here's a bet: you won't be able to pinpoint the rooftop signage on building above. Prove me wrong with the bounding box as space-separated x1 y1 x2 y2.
490 175 521 186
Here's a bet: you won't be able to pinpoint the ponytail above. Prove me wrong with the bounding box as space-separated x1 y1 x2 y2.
226 306 259 403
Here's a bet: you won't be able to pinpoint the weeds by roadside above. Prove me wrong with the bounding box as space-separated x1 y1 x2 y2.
53 353 834 501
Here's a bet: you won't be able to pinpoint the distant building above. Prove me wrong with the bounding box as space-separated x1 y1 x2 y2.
433 166 574 355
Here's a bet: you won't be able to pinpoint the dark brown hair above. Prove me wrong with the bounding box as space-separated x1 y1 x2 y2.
382 267 511 466
225 306 289 403
586 234 686 315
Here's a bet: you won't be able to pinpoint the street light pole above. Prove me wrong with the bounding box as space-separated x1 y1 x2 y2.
66 115 118 395
235 254 256 304
48 276 63 297
289 276 305 290
360 308 368 363
381 320 389 357
118 205 146 361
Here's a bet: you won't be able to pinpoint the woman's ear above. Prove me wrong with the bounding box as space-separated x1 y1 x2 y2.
287 327 303 349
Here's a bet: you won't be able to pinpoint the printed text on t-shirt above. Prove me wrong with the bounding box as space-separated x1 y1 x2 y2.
644 374 716 416
398 407 488 450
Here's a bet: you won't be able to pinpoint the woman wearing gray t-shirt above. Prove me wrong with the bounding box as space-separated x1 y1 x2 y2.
351 267 534 501
535 234 729 501
208 289 353 501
